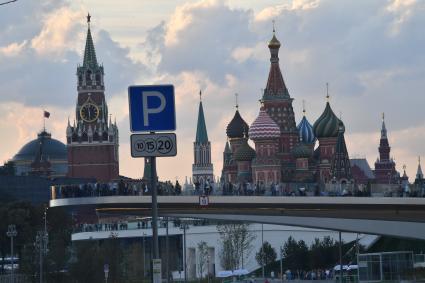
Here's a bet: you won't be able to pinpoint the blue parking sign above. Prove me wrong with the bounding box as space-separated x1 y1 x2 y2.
128 85 176 132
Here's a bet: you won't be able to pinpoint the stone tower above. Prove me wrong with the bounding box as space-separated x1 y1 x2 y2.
261 29 298 181
192 91 214 186
374 113 397 184
67 14 119 182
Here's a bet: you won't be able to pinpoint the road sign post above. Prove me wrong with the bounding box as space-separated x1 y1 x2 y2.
129 85 176 283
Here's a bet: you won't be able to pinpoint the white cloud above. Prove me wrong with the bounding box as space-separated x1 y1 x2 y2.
385 0 418 36
31 7 85 57
255 0 320 22
0 41 27 57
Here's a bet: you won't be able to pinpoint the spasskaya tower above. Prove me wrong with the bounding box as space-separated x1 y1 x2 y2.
66 14 119 181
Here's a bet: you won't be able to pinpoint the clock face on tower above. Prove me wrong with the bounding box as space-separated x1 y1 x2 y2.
80 102 100 122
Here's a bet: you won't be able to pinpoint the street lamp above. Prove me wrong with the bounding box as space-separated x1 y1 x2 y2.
180 222 189 283
6 224 17 283
36 230 48 283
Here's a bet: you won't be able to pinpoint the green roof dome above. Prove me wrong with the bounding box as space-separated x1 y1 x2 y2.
233 139 256 161
313 102 344 138
12 131 67 162
292 142 312 159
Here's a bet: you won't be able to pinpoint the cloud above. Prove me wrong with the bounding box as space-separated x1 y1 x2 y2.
31 7 85 57
0 4 149 108
0 41 27 57
255 0 320 22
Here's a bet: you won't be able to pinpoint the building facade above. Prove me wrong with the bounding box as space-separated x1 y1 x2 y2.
221 30 353 188
66 15 119 182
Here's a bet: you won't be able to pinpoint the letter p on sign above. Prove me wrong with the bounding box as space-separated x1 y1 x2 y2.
128 85 176 132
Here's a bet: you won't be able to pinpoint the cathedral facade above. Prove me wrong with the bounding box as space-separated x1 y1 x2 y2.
221 30 352 187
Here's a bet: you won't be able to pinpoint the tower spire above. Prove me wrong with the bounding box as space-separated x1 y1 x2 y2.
417 156 423 179
326 82 330 101
235 93 239 110
302 100 306 116
381 112 387 139
263 25 289 99
195 93 208 143
83 13 98 68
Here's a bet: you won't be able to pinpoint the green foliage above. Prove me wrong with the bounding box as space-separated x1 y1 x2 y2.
255 241 277 267
281 236 309 271
217 223 256 270
309 236 338 269
123 243 145 283
197 241 209 278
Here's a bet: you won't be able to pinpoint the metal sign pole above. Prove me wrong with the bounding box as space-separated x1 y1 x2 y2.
150 154 160 283
151 155 159 259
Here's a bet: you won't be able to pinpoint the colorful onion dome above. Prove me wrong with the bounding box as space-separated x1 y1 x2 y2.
297 116 316 144
292 142 312 159
226 110 249 139
248 108 280 140
233 139 256 161
313 102 344 138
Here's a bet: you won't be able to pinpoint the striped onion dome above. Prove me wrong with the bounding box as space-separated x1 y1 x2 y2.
313 102 345 138
248 108 280 140
297 116 316 144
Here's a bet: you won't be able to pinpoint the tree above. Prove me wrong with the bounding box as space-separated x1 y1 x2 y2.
255 241 277 267
217 223 256 270
197 241 209 279
282 236 309 271
123 243 144 283
309 236 338 269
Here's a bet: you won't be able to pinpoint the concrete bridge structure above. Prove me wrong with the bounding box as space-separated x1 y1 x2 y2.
50 196 425 240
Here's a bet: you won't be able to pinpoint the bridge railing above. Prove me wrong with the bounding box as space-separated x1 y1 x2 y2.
51 182 425 200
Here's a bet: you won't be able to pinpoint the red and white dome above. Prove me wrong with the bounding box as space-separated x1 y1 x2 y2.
248 108 281 140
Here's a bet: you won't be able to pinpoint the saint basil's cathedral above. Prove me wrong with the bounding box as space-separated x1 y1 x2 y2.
191 29 423 191
219 29 351 187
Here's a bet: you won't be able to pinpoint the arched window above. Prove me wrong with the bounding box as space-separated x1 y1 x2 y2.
95 73 101 85
72 133 78 143
86 70 92 85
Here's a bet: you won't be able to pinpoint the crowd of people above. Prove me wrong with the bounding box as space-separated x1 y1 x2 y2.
52 178 425 200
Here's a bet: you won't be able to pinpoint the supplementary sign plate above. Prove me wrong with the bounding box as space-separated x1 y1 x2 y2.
131 133 177 157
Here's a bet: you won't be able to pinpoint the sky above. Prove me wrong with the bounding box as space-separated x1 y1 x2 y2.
0 0 424 183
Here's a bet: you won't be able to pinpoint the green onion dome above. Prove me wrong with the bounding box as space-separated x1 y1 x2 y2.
292 142 312 159
233 139 256 161
226 110 249 139
313 102 344 138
